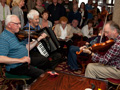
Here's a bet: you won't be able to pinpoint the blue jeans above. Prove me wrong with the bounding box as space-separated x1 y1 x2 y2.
68 45 88 70
68 45 80 70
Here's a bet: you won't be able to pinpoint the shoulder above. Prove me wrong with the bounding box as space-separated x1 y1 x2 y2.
67 24 72 28
39 18 42 23
55 24 60 30
55 24 60 27
12 6 19 11
48 20 52 26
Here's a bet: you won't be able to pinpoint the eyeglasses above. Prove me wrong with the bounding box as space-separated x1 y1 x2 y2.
10 22 21 26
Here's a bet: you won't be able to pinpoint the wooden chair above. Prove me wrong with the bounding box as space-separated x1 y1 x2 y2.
107 78 120 90
0 64 31 90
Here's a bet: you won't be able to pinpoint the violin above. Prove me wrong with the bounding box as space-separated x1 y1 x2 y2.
76 39 115 54
16 30 39 41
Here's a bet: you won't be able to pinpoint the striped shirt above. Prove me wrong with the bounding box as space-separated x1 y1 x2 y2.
92 35 120 70
0 30 28 71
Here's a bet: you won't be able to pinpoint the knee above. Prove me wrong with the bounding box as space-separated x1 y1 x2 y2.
69 46 74 52
86 63 95 71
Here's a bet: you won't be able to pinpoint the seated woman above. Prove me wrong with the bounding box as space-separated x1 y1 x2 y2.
67 27 107 71
81 19 95 41
39 10 52 29
54 16 73 50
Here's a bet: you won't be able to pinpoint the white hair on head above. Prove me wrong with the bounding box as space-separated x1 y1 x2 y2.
5 15 17 26
27 9 39 20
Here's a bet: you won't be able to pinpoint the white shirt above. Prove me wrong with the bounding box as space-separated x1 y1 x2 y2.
81 25 93 38
80 9 84 26
59 25 67 39
0 3 11 21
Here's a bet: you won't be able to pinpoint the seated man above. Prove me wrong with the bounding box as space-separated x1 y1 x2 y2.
71 19 82 36
23 9 62 69
68 28 106 70
82 21 120 79
0 15 49 84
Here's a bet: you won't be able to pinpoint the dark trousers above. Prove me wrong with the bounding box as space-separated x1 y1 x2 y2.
8 51 50 84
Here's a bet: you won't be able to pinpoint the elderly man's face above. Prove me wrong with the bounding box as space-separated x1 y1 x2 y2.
31 15 40 27
104 24 115 39
9 16 21 34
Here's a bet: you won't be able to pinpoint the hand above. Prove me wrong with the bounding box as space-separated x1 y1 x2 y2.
79 45 87 50
65 36 70 40
77 33 82 36
82 48 91 54
20 56 31 64
38 33 47 41
82 17 85 19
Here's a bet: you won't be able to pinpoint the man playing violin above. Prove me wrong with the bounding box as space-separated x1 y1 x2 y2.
67 27 106 71
82 21 120 79
0 15 49 84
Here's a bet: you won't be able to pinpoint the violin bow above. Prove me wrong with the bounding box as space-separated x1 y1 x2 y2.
28 23 30 69
100 13 108 43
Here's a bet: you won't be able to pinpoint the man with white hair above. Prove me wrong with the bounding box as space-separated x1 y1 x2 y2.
23 9 62 70
23 9 41 31
0 15 49 84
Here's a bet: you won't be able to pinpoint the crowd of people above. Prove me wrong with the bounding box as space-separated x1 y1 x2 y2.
0 0 120 85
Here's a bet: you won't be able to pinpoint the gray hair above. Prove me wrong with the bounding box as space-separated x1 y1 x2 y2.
27 10 39 20
5 15 17 26
107 21 120 34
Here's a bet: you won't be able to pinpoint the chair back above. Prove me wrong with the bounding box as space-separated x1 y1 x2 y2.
0 64 5 78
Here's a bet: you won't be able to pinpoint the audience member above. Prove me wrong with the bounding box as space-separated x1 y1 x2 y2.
68 4 81 25
85 0 93 20
54 16 73 50
83 21 120 79
92 3 100 16
100 6 108 17
11 0 25 29
93 15 99 29
63 0 72 16
72 0 78 5
78 2 88 28
58 0 63 5
39 10 52 28
27 0 35 11
0 0 11 29
33 0 45 16
43 0 52 9
47 0 66 24
81 19 94 40
71 19 82 36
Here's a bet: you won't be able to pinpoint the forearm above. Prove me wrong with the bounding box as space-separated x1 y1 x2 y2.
0 56 21 64
26 40 38 50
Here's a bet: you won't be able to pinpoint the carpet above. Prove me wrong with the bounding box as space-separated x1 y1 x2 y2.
0 61 116 90
0 61 83 90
